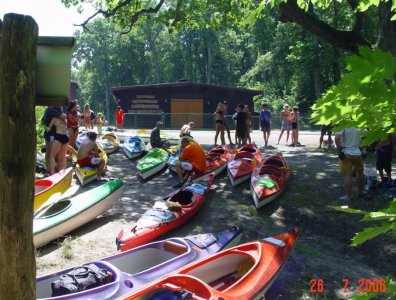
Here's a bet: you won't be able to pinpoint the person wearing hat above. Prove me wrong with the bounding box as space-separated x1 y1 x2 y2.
150 121 167 148
115 106 125 130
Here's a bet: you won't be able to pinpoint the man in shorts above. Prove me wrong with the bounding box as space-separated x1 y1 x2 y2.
77 132 106 181
319 124 332 148
260 103 272 147
173 137 206 188
335 127 365 201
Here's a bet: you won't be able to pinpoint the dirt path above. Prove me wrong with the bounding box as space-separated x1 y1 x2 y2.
36 130 396 299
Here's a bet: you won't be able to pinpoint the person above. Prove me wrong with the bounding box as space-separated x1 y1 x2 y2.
150 121 169 148
233 104 248 147
214 102 225 146
96 112 104 137
335 127 366 201
46 107 69 175
66 101 80 148
180 122 194 138
376 134 394 181
41 106 66 174
260 103 272 147
319 124 333 149
222 101 234 145
277 104 292 145
77 131 106 181
115 106 125 130
244 105 253 144
83 104 92 130
173 137 206 188
290 106 301 146
89 109 96 129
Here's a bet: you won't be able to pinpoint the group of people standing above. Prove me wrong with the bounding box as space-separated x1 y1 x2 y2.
214 101 253 147
41 100 107 176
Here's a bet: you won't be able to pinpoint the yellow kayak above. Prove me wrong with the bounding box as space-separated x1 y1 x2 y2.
34 167 73 211
75 145 108 186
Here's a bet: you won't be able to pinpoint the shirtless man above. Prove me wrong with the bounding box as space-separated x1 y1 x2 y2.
77 132 106 181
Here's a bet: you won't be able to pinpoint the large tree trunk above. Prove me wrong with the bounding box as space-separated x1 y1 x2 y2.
377 1 396 56
0 13 37 299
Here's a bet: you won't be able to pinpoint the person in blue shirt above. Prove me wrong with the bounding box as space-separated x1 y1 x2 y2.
260 103 272 147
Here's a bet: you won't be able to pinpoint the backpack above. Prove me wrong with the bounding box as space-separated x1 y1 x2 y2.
51 263 113 296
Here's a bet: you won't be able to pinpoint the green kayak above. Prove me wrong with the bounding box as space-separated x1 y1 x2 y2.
33 179 123 248
137 148 169 180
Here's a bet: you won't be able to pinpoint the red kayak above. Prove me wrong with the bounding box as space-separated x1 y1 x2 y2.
117 174 215 252
191 145 233 183
251 154 291 209
227 144 262 187
119 228 299 300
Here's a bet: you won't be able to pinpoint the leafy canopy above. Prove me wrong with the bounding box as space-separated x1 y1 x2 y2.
311 46 396 145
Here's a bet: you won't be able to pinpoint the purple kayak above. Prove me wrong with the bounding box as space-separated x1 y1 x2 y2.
36 227 242 299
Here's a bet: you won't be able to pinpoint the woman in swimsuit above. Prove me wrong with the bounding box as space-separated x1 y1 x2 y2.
277 104 292 145
290 106 301 146
47 107 69 175
66 101 80 147
83 104 91 130
214 102 225 146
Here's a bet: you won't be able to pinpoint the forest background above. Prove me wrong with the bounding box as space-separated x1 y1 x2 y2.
68 3 350 122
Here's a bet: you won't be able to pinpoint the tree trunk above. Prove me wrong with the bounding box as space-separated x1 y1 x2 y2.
377 1 396 57
312 36 322 99
0 13 37 299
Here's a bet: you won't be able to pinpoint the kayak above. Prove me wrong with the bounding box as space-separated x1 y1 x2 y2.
36 227 242 300
120 228 299 300
191 145 233 183
75 131 89 148
137 129 180 145
34 179 123 248
227 144 262 187
117 175 215 251
251 154 291 209
136 148 169 180
34 167 73 212
123 135 146 159
98 132 120 154
75 144 108 186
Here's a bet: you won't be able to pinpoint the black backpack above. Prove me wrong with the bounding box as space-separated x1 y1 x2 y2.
51 263 113 296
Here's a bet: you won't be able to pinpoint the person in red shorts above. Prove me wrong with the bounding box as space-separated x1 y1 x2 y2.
115 106 125 129
77 132 106 181
173 137 206 188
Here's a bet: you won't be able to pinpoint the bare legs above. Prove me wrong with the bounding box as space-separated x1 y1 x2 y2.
277 128 290 144
224 124 233 144
96 159 106 180
214 123 225 145
175 162 184 183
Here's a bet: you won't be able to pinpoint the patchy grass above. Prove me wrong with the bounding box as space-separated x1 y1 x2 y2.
59 236 73 260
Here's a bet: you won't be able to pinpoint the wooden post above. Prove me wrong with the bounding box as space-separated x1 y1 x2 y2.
0 13 37 299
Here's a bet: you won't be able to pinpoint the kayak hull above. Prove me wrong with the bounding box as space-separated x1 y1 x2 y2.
137 148 169 180
121 228 299 300
34 168 73 211
34 179 123 248
36 227 242 300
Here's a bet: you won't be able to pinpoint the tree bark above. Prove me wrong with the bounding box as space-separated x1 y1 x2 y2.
377 1 396 57
0 13 37 299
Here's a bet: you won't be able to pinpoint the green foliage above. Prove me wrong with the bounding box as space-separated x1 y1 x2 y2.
332 197 396 246
350 275 396 300
312 47 396 145
35 106 46 151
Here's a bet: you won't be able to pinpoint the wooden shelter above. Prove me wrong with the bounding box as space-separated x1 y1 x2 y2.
112 80 262 128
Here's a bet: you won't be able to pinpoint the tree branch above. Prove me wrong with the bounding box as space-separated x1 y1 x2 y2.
279 0 370 54
75 0 166 33
171 0 183 27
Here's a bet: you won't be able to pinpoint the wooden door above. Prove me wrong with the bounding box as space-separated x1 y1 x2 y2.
171 99 203 128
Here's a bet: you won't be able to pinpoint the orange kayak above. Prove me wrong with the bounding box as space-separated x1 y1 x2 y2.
192 145 233 182
251 154 291 209
119 228 299 300
227 144 262 187
116 174 216 251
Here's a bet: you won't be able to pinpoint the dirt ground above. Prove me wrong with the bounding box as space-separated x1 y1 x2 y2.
36 129 396 299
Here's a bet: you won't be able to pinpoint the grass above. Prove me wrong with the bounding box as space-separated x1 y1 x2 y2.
59 236 73 260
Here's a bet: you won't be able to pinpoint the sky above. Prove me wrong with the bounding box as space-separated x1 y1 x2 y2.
0 0 95 36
